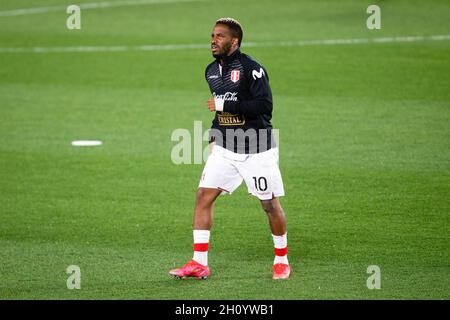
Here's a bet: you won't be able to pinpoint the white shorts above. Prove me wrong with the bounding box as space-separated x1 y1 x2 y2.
198 145 285 200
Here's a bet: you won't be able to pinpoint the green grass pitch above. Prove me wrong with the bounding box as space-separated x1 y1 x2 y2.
0 0 449 299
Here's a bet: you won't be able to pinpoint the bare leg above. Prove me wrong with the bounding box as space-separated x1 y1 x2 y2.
260 197 287 236
193 187 222 230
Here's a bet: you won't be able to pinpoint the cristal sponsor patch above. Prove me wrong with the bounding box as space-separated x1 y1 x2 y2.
218 112 245 125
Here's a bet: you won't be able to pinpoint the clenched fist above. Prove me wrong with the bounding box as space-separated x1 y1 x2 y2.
207 98 216 112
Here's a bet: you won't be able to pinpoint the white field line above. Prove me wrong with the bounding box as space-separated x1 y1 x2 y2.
0 35 450 54
0 0 204 17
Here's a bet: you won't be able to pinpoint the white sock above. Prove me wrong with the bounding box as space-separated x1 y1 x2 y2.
272 233 289 265
192 230 210 266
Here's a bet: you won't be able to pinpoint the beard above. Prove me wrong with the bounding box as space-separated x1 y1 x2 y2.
212 41 233 59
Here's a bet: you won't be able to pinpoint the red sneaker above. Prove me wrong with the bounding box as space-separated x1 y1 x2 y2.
169 260 210 280
272 263 291 280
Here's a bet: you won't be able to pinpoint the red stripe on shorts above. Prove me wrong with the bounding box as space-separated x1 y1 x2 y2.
194 243 209 252
275 247 288 256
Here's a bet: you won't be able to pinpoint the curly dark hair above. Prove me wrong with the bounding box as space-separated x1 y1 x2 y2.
215 17 243 47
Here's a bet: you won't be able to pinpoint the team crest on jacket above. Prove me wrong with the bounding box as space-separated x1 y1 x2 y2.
230 69 240 83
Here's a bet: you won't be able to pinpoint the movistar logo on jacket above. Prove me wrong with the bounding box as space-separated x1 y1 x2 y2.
252 68 265 80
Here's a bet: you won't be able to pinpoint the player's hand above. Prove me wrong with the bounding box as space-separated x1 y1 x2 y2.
207 98 216 112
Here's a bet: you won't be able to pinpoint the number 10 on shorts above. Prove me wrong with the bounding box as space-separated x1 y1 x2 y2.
253 176 268 191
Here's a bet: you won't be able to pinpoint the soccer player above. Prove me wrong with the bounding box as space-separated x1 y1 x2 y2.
169 18 290 280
